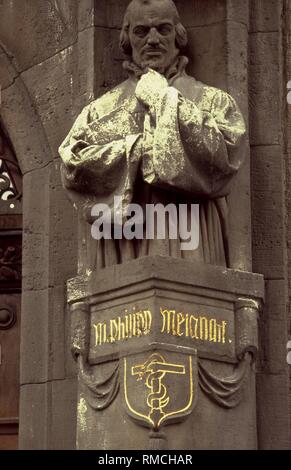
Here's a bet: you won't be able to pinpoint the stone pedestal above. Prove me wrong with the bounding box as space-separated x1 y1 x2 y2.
67 256 264 450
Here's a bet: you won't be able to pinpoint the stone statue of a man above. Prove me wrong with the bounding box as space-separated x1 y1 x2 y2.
59 0 246 268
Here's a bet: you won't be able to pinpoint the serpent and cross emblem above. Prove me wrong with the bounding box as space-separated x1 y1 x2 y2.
131 353 186 427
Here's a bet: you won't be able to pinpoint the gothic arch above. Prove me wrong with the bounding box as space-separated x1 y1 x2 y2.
0 43 52 175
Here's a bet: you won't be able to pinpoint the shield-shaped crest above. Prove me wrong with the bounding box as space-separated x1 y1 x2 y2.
121 344 198 431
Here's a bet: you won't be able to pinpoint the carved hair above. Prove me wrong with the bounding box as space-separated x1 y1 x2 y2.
120 0 188 55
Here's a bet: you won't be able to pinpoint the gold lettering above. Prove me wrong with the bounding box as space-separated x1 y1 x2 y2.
109 318 118 343
199 316 208 341
135 311 144 337
117 316 125 341
132 313 136 337
128 313 132 339
176 312 185 337
185 313 189 337
103 322 107 344
144 310 152 335
160 308 167 333
94 323 104 346
221 321 227 344
172 309 177 336
216 320 227 343
94 306 228 348
189 315 199 339
124 315 129 339
209 319 217 342
160 309 175 335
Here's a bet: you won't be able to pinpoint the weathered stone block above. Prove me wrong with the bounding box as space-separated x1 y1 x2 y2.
76 27 96 108
68 256 263 449
257 372 290 449
19 383 50 450
50 378 77 450
262 317 289 374
0 47 18 90
22 167 51 291
48 160 78 287
249 33 280 146
21 45 79 156
20 289 50 385
0 0 77 73
227 0 249 26
176 0 226 28
187 23 227 90
1 79 52 173
250 0 281 33
251 146 286 279
94 27 127 97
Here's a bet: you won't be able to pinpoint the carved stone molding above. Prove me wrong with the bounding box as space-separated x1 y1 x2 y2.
68 256 264 449
0 245 21 282
0 307 16 330
0 130 22 215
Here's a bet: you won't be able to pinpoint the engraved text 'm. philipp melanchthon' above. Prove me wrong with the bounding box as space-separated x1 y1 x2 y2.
59 0 246 268
93 307 228 347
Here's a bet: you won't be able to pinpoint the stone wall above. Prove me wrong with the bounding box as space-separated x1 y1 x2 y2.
284 0 291 436
0 0 290 449
0 0 80 449
249 0 291 449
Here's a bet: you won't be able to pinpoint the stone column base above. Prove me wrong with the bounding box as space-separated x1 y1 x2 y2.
67 256 264 450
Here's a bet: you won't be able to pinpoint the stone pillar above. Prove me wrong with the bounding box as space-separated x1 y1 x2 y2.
0 0 289 450
68 257 263 449
63 0 265 449
250 0 291 449
0 0 81 449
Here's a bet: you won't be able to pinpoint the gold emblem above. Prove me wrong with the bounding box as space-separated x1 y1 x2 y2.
123 350 196 430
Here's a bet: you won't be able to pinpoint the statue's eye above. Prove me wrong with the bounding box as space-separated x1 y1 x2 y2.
133 26 149 37
158 24 173 35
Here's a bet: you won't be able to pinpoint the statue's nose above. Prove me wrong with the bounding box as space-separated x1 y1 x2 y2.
147 28 160 46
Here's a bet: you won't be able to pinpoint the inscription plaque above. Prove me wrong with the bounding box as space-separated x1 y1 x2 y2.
89 300 235 364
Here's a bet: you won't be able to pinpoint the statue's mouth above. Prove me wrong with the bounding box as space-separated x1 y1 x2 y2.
144 51 164 58
144 48 165 55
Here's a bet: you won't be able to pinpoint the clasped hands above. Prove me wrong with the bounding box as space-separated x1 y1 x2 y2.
135 68 168 115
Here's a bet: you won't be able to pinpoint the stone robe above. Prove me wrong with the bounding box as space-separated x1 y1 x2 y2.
59 58 246 269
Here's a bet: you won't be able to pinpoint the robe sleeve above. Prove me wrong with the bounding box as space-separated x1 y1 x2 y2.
140 85 247 199
58 99 143 218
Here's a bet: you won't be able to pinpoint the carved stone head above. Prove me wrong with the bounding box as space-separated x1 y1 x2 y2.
120 0 188 74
